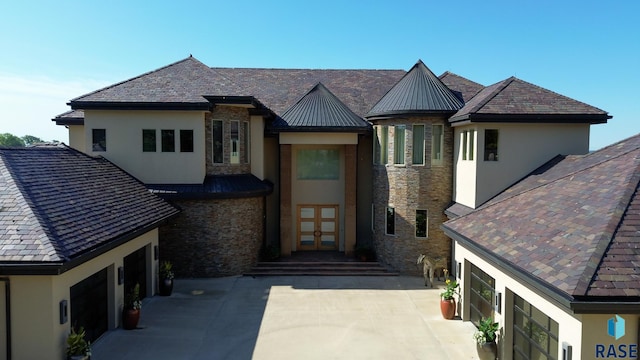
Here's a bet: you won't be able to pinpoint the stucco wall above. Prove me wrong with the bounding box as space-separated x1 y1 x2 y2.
453 123 590 208
455 241 585 360
159 197 264 277
67 125 85 151
372 117 453 274
83 110 206 184
7 229 158 360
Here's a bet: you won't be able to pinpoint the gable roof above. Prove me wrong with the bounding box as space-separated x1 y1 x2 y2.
443 134 640 309
270 83 371 132
69 56 241 110
449 76 611 124
0 145 179 273
439 71 484 103
366 60 464 119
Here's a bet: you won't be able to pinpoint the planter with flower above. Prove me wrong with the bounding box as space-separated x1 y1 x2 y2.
159 260 174 296
122 283 141 330
66 326 91 360
439 270 459 319
473 317 499 360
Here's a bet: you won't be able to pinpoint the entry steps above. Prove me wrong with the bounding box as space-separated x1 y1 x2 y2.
245 261 398 276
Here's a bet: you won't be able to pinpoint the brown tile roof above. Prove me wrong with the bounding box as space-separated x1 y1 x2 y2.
443 134 640 299
212 67 406 117
0 145 179 268
439 71 484 103
449 77 611 124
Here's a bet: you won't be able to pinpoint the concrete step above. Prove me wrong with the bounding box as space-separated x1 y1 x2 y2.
244 261 398 276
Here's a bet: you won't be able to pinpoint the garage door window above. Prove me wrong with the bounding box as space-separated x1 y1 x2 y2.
513 293 559 360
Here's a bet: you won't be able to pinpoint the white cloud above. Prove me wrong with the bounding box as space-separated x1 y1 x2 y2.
0 73 109 143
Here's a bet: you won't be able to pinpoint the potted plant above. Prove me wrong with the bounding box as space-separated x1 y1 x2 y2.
473 317 499 360
66 326 90 360
159 260 174 296
122 283 141 330
353 244 375 262
439 269 459 319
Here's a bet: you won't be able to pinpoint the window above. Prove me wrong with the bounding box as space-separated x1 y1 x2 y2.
394 125 405 165
161 130 175 152
386 207 395 235
374 126 389 165
432 124 443 165
484 129 499 161
297 149 339 180
92 129 106 152
242 122 250 163
416 209 427 237
180 130 193 152
230 121 239 164
470 264 495 325
212 120 223 164
462 131 468 160
469 130 475 160
142 129 156 152
513 293 559 360
412 125 425 165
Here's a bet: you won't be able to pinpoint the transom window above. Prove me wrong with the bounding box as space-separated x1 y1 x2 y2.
513 293 559 360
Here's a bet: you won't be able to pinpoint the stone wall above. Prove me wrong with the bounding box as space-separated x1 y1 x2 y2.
159 196 264 277
205 106 251 175
371 116 454 275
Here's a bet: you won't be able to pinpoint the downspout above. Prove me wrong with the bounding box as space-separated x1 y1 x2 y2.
0 278 10 360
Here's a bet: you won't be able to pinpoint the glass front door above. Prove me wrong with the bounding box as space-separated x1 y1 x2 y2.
297 205 338 250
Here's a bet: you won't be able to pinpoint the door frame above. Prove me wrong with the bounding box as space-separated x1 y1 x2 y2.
296 204 339 251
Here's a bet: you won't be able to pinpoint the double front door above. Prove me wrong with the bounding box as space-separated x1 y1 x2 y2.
297 205 338 250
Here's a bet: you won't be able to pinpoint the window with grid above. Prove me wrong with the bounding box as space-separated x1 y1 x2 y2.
513 294 559 360
470 263 495 325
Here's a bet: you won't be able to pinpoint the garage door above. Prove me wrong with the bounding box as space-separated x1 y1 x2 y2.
70 268 108 342
124 246 147 300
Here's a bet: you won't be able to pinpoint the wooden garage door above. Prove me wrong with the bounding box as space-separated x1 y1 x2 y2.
70 268 108 342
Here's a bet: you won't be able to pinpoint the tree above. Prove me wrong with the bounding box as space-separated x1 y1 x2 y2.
21 135 44 146
0 133 25 147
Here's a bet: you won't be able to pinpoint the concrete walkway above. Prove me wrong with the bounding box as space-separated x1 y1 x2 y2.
91 276 480 359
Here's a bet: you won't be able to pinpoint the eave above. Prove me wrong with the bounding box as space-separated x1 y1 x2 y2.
366 109 458 121
448 113 612 125
267 126 372 135
69 101 212 111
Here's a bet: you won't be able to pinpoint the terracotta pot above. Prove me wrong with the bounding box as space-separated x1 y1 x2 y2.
122 308 140 330
476 341 498 360
159 278 173 296
440 298 456 319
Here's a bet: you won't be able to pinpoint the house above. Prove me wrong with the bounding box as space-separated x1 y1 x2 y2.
50 55 629 359
443 134 640 359
0 145 179 360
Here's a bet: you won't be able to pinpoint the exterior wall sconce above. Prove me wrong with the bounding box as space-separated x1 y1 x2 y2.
494 291 502 314
562 342 572 360
59 300 68 324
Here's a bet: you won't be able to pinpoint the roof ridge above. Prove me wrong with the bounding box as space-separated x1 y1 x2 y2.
466 77 514 114
578 174 640 296
69 56 205 103
211 67 406 72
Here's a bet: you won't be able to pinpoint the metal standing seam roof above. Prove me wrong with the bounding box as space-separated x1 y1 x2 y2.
449 76 611 123
366 60 464 119
0 145 180 267
443 133 640 301
270 82 371 132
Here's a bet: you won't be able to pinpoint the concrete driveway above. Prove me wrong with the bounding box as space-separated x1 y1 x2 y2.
91 276 480 359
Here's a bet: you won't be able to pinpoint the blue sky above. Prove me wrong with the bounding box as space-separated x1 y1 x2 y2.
0 0 638 150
